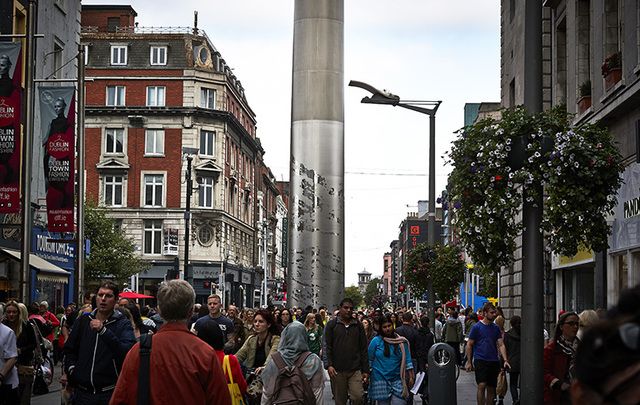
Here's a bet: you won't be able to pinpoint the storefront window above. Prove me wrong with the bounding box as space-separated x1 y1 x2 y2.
562 266 594 312
617 254 628 293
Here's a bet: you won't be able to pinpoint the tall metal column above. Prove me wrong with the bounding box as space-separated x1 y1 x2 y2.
426 113 436 329
184 155 193 285
20 0 37 302
288 0 345 309
521 1 544 403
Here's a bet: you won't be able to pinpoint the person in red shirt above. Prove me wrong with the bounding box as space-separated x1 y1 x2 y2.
39 301 60 342
197 319 247 396
109 280 231 405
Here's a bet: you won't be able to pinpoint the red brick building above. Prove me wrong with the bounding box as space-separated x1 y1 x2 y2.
81 5 276 306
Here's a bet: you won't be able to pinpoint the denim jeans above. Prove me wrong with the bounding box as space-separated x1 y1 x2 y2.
376 395 407 405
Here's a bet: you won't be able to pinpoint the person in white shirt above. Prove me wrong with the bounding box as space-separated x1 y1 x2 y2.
0 304 19 404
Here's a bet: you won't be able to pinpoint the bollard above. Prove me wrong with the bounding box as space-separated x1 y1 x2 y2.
428 343 457 404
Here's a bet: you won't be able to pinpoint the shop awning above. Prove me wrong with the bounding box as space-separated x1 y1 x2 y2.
1 248 70 284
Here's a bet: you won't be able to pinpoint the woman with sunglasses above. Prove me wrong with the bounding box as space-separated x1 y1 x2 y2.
543 311 580 404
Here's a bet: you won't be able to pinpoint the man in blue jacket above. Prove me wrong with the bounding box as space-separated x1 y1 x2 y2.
64 281 136 405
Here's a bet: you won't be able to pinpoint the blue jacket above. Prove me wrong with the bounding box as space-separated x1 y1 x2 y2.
64 309 135 393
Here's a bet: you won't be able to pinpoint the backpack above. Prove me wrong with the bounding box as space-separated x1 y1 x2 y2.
269 351 315 405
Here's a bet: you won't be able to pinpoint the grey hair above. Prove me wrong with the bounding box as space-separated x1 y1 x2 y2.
0 54 11 67
157 280 195 322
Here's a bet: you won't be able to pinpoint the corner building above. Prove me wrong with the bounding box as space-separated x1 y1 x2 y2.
81 5 265 306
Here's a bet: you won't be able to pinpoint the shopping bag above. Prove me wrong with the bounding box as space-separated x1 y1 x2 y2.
223 355 246 405
496 370 508 397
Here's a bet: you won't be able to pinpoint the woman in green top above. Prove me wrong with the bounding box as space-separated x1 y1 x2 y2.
304 313 322 356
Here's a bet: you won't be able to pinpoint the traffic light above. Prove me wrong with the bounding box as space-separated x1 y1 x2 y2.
398 284 406 293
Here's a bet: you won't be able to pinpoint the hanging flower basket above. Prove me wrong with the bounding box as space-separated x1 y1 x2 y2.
445 106 624 274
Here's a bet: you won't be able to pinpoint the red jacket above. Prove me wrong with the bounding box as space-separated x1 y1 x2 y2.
109 322 231 405
41 311 60 342
543 340 572 404
215 350 247 396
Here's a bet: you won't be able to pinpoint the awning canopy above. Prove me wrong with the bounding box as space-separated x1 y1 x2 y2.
1 248 70 284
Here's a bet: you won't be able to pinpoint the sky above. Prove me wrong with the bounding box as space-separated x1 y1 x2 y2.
84 0 501 287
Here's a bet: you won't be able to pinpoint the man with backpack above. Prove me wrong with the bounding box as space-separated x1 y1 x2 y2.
260 321 324 404
324 298 369 405
110 280 231 404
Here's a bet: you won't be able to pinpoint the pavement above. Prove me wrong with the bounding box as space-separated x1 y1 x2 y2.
31 363 516 404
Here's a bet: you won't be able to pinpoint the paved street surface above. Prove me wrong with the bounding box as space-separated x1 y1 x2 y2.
33 364 514 404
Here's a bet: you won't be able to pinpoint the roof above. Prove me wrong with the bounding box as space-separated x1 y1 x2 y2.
81 5 138 16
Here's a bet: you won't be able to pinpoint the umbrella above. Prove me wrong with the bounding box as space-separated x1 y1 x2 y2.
119 291 154 299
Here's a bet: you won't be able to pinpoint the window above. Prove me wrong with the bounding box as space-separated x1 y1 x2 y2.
143 220 162 255
198 176 214 208
198 225 214 246
107 17 120 32
145 129 164 156
105 128 124 154
200 88 216 109
146 86 165 107
150 46 167 65
199 130 215 156
53 41 63 79
144 174 164 207
106 86 125 106
103 176 123 207
110 45 127 65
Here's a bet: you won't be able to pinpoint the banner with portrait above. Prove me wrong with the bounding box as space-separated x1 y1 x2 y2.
0 43 23 213
39 86 75 232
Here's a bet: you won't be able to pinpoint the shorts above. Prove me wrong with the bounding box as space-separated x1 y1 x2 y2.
474 359 500 387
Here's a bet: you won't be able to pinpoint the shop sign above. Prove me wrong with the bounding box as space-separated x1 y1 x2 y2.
552 246 594 270
31 226 75 270
163 228 178 256
610 163 640 252
241 272 252 284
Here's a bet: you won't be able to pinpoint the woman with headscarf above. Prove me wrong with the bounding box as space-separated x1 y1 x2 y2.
543 311 580 404
260 321 325 404
197 320 247 397
368 314 414 404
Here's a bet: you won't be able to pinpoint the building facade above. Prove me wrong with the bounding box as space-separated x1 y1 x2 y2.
357 269 371 295
0 0 81 306
382 252 392 298
81 5 278 306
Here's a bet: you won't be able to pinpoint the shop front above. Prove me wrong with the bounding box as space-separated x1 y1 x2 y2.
552 248 595 313
608 163 640 306
31 226 75 306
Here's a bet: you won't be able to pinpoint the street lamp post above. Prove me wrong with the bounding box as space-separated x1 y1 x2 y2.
182 147 199 287
349 80 441 328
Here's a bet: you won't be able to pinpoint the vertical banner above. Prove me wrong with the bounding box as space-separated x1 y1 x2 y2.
39 87 75 232
0 43 23 212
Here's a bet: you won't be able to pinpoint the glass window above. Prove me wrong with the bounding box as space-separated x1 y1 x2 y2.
144 220 162 255
144 174 164 207
53 42 63 79
200 88 215 109
145 129 164 155
198 177 214 208
103 176 123 207
146 86 165 107
110 45 127 65
150 46 167 65
105 128 124 154
199 130 215 156
106 86 125 106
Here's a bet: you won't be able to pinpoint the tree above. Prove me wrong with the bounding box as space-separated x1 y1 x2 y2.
344 286 363 308
405 243 466 303
364 277 382 307
84 203 148 286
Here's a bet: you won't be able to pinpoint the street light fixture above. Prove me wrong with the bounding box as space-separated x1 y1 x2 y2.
182 147 199 287
349 80 441 328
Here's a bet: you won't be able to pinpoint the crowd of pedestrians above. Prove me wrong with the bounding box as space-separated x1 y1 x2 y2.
1 281 639 404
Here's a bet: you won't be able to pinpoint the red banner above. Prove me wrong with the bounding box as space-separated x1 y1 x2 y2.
0 43 23 213
43 92 75 232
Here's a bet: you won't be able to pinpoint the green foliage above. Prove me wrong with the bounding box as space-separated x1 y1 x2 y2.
405 243 466 303
344 286 364 308
446 106 623 272
579 80 591 98
364 277 382 307
84 203 148 285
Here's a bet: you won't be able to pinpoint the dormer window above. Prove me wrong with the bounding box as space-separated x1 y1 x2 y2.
110 45 127 65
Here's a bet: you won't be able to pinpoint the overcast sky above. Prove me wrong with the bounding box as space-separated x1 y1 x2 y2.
84 0 501 287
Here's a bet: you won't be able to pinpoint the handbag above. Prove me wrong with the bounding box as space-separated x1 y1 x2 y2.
496 370 508 397
223 355 246 405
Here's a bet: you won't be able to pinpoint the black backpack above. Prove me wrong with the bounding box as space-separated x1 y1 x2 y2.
269 351 316 405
